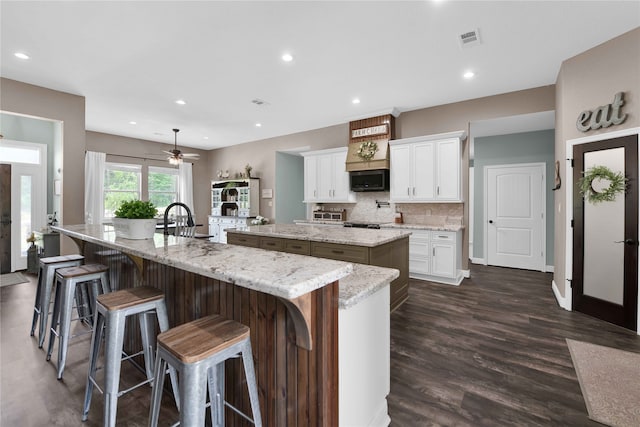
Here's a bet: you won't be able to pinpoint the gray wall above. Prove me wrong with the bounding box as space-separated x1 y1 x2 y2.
473 129 555 265
275 152 305 224
1 112 58 215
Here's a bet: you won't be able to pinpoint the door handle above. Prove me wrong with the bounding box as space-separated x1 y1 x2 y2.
489 220 494 224
614 239 636 245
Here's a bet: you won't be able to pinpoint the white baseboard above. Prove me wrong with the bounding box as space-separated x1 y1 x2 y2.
552 279 571 311
368 400 391 427
470 257 485 265
545 265 554 273
462 269 470 278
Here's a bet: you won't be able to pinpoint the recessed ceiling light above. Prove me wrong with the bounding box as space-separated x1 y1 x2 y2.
352 98 361 104
129 121 137 125
14 52 30 60
463 71 475 79
175 99 186 105
282 53 293 62
255 123 262 128
203 136 209 140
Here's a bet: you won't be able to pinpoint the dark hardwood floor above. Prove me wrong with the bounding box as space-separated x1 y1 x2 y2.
2 264 640 426
388 264 640 426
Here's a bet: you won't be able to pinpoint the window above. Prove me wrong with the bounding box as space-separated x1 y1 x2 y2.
104 163 141 218
148 166 178 214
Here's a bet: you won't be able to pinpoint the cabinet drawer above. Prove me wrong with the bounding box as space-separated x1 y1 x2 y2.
283 239 310 255
431 231 455 242
260 237 285 251
409 241 430 257
226 233 260 248
311 242 369 264
409 256 430 275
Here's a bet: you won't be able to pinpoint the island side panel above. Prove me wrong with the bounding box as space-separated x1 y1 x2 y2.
83 242 339 426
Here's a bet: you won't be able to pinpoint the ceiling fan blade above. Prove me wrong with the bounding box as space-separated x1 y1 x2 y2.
162 150 175 155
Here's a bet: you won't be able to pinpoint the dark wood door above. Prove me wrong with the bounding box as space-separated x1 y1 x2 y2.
0 164 11 273
573 134 638 330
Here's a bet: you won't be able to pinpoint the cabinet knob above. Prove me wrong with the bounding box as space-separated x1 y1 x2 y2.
489 220 494 224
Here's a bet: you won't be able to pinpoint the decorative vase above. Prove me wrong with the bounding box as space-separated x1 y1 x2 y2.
112 218 157 240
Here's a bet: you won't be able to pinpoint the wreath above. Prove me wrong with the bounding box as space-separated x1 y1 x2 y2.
578 165 627 204
356 140 378 161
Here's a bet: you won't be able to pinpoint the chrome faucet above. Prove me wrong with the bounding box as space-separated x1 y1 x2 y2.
163 202 195 235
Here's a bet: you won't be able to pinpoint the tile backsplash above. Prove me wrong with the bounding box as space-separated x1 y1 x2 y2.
312 192 463 226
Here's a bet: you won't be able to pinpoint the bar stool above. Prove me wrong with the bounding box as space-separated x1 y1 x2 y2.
149 314 262 427
46 264 111 379
82 287 179 427
30 254 84 348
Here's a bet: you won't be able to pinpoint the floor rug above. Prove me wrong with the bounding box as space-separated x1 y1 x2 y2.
0 272 29 287
567 338 640 427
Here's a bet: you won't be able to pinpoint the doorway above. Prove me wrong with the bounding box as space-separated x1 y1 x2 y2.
485 163 546 271
275 150 307 224
0 140 47 272
572 134 638 330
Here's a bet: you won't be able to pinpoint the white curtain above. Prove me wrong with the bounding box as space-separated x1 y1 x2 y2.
178 162 194 212
84 151 106 224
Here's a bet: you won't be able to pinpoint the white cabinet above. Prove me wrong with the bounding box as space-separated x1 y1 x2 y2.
389 130 465 202
211 178 259 217
302 148 355 203
404 228 463 285
208 216 250 244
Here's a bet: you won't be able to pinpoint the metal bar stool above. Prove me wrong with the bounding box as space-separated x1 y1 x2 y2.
149 314 262 427
46 264 111 379
82 286 179 427
30 254 84 348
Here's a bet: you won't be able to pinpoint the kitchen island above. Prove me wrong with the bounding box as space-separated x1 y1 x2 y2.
54 224 398 426
227 223 411 311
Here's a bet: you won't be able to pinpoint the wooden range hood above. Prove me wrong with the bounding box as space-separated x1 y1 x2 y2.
346 114 395 172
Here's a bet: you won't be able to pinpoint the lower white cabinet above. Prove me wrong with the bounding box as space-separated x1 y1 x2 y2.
208 216 250 243
407 229 462 285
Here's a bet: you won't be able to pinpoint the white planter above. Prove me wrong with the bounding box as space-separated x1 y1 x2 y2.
112 218 157 240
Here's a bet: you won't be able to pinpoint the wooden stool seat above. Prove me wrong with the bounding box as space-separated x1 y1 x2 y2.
56 264 108 278
39 254 84 265
158 315 250 364
97 287 164 311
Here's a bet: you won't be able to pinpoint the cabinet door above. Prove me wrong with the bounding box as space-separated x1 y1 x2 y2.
413 142 435 200
330 151 351 201
431 242 455 278
208 223 220 242
316 154 333 200
436 139 460 201
304 156 318 201
390 145 412 201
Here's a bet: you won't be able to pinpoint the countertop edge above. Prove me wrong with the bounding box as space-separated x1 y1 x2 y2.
338 264 399 310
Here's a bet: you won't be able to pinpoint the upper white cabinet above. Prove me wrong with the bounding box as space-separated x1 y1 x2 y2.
303 147 356 203
389 130 466 203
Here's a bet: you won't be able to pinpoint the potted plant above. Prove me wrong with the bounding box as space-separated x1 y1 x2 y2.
112 200 158 239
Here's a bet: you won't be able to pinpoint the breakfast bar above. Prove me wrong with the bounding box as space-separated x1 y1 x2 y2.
53 223 400 426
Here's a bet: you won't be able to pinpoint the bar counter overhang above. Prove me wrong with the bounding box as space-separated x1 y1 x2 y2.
53 223 353 426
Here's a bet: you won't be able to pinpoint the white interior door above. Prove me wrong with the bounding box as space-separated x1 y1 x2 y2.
0 140 48 271
486 163 545 271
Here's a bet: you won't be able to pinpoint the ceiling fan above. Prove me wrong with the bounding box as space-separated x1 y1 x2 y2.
163 128 200 165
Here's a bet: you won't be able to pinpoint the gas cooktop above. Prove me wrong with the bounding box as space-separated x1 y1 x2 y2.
343 221 381 229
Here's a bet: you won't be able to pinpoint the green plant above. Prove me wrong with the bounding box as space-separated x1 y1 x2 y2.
114 200 158 219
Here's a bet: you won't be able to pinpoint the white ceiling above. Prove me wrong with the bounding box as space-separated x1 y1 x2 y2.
1 1 638 151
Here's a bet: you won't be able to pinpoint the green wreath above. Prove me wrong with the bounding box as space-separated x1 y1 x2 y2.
356 140 378 161
578 165 627 204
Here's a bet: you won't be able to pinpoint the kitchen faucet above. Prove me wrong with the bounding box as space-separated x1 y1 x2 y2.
163 202 195 235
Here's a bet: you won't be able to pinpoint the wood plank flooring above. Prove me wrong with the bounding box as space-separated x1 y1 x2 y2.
388 264 640 426
2 264 640 426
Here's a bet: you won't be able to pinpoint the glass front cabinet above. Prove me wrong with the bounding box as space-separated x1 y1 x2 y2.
211 178 260 218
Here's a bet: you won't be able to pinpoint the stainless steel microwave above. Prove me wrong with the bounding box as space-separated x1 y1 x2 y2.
349 169 390 192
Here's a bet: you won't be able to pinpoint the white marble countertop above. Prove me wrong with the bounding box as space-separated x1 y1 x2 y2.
53 224 353 300
339 264 399 309
294 219 463 232
380 222 464 232
229 223 411 246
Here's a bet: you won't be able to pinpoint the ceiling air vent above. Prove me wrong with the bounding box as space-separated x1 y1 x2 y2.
459 29 481 48
251 98 269 106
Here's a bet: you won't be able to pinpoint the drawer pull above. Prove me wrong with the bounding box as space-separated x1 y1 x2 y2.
331 250 344 254
266 242 276 246
291 245 302 249
437 235 448 239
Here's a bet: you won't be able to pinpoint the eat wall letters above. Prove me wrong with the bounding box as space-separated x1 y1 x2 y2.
576 92 627 132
